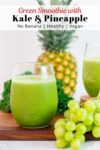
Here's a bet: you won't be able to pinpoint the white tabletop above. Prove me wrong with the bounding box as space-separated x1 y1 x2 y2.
0 141 100 150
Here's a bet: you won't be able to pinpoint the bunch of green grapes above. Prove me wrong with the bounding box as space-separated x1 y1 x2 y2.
54 99 100 150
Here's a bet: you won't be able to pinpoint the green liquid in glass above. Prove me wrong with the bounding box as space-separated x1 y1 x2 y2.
83 57 100 97
10 75 58 128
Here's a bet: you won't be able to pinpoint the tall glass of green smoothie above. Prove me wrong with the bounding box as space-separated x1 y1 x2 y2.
83 43 100 97
10 63 58 128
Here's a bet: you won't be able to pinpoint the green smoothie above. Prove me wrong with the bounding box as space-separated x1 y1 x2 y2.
83 57 100 97
10 75 58 128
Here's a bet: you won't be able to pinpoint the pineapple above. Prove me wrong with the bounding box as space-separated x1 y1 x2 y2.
37 0 78 96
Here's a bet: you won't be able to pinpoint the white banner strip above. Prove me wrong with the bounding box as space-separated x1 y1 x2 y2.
0 5 100 30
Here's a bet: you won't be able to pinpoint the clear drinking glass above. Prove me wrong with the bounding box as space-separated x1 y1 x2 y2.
10 62 58 129
83 43 100 97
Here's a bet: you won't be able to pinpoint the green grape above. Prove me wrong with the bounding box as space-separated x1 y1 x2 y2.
55 138 68 148
54 127 65 138
65 121 76 131
94 113 100 126
76 123 87 134
54 119 65 129
74 132 85 143
92 126 100 138
68 100 80 113
95 101 100 112
86 124 94 132
84 101 96 113
70 113 78 123
68 100 79 108
71 138 81 150
76 108 87 121
83 113 93 126
64 110 70 121
70 105 80 113
64 131 74 142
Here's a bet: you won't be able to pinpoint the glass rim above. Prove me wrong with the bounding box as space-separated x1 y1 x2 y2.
84 42 100 57
12 62 55 79
85 42 100 46
14 62 53 67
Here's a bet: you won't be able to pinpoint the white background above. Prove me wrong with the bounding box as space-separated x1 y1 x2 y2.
0 0 100 150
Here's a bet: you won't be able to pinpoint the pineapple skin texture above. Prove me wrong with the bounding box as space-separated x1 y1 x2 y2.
38 51 77 96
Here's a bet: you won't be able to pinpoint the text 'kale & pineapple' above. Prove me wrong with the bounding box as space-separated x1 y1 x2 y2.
12 14 88 24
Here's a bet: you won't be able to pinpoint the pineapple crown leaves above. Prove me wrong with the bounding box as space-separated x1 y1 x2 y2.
36 0 77 52
62 0 72 5
36 0 73 5
36 0 45 5
51 0 72 5
38 30 76 52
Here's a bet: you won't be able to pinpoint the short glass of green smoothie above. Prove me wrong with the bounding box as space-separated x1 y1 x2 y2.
83 43 100 97
10 62 58 129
